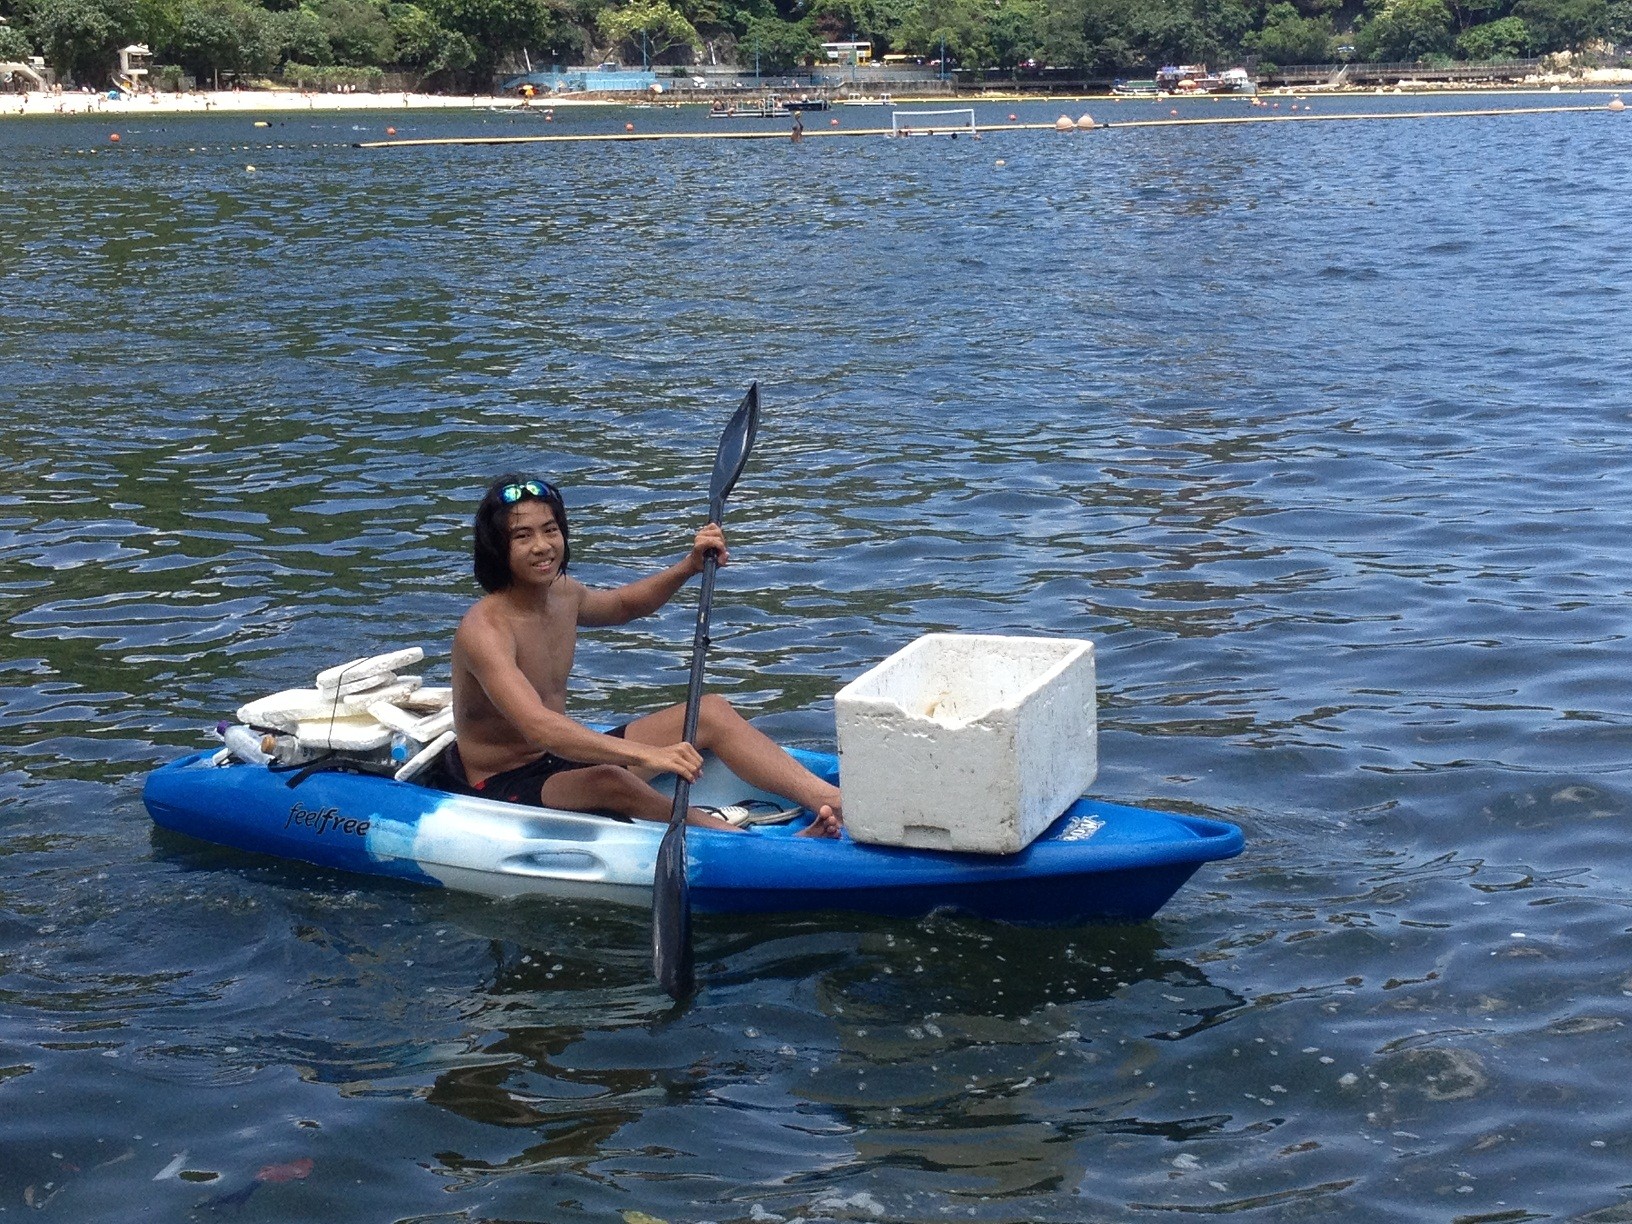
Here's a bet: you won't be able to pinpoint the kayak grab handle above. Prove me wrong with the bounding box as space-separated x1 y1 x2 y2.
500 849 607 880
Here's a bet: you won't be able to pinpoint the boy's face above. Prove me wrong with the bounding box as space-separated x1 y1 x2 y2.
506 499 565 589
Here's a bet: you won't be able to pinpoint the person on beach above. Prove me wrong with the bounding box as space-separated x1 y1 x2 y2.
442 475 843 837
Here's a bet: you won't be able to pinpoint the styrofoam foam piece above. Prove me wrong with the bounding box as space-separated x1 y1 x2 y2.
315 647 424 692
368 700 423 736
294 714 393 752
835 634 1098 855
397 686 451 713
324 670 401 698
395 729 457 782
238 688 341 730
239 679 422 729
360 676 421 705
410 707 453 742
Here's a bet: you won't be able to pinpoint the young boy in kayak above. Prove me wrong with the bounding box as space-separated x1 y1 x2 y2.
444 475 843 837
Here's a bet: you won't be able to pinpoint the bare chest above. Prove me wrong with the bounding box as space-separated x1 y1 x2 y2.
507 598 578 702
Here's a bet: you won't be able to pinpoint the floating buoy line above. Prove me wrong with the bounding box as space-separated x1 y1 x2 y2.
354 99 1619 149
68 141 353 155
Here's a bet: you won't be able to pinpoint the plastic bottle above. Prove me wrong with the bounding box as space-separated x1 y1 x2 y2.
390 732 412 763
217 721 272 765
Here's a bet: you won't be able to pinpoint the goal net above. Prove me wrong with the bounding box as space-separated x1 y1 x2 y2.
890 108 977 137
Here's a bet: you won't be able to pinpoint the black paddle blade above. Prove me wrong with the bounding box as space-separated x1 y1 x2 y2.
707 383 759 524
652 821 694 999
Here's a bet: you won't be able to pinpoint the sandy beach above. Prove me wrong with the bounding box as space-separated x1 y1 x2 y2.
1 88 616 120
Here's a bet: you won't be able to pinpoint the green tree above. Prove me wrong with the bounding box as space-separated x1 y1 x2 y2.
1070 0 1146 73
1356 0 1454 58
1244 1 1334 61
896 0 999 68
388 0 473 75
1454 13 1533 54
986 0 1045 68
314 0 391 63
1511 0 1606 47
427 0 578 79
275 3 331 61
0 19 35 56
597 0 701 62
167 0 278 76
739 12 816 68
24 0 143 82
1606 0 1632 40
806 0 916 48
1035 0 1090 67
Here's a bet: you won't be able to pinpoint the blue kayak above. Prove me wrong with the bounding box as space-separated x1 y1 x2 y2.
143 745 1243 923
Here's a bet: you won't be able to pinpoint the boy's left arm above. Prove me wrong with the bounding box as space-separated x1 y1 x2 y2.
578 523 728 627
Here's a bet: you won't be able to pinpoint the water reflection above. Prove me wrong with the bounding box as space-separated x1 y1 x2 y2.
409 909 1245 1207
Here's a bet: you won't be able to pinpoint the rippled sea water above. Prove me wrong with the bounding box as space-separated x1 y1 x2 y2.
3 92 1631 1220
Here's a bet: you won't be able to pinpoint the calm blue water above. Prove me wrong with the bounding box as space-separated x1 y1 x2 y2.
3 92 1631 1220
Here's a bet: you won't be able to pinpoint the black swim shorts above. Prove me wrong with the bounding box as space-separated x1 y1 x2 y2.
441 726 627 807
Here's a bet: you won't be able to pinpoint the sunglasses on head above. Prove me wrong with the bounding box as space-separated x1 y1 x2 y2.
499 480 559 504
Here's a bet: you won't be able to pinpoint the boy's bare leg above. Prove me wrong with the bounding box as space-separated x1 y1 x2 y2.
539 765 740 831
621 695 844 837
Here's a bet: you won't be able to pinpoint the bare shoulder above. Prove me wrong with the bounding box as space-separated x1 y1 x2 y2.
554 574 590 608
454 594 515 655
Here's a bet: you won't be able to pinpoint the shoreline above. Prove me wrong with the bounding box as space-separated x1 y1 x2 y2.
4 78 1626 121
1 89 618 120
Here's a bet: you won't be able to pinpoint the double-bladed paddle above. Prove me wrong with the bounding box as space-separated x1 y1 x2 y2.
652 382 760 1000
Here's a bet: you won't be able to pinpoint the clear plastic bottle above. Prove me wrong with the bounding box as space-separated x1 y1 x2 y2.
217 721 272 765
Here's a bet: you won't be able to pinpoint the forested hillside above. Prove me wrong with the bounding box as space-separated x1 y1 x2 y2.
1 0 1626 91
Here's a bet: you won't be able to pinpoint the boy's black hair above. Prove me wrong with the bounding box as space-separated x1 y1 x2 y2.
473 474 570 593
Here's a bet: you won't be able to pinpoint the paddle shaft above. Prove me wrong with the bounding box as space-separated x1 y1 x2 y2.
653 383 758 1001
652 543 720 1000
667 543 721 823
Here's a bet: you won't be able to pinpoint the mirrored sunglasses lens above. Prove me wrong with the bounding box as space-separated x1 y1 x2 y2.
500 481 554 504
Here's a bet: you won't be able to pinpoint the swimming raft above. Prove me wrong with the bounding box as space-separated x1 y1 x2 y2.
142 745 1243 923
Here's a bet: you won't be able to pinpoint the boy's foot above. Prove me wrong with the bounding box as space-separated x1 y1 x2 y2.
795 805 842 839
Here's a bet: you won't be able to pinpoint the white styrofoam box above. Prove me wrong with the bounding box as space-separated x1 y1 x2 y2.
835 634 1097 854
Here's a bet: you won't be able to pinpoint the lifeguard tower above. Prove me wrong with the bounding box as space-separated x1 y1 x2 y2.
116 43 150 93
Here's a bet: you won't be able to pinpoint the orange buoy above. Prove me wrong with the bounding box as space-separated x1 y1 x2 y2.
625 122 635 132
1170 108 1178 116
385 126 396 135
109 132 120 142
830 117 838 126
1008 113 1017 121
1610 96 1625 111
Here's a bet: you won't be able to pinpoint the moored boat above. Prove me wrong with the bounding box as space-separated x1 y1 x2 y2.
1154 64 1256 95
144 742 1243 923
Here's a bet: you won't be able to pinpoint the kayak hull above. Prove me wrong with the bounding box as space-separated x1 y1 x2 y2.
143 748 1243 923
